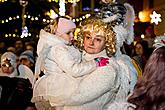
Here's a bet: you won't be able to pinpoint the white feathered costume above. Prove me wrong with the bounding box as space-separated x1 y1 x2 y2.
101 2 138 93
100 2 138 110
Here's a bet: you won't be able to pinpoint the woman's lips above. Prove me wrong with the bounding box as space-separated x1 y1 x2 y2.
87 46 95 49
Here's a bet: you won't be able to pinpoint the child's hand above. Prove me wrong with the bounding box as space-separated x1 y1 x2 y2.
94 57 109 67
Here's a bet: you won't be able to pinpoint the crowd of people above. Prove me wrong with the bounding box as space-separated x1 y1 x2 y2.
0 0 165 110
0 40 36 109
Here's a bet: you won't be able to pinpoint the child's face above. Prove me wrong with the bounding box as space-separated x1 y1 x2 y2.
60 29 75 44
19 58 31 68
1 64 14 74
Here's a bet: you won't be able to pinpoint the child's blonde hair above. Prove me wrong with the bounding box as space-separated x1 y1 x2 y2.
44 20 58 34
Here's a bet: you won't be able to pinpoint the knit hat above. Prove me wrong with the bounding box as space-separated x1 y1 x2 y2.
56 18 76 36
1 52 17 68
19 50 34 64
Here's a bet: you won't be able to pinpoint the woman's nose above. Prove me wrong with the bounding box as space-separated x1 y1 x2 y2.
89 39 94 45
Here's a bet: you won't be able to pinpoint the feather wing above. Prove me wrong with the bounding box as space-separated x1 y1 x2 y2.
123 3 135 45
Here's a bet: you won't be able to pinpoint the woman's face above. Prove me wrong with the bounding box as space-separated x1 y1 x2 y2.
83 32 106 54
135 43 144 55
60 29 75 44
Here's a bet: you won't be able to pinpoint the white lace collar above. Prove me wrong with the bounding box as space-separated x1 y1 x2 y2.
82 50 108 60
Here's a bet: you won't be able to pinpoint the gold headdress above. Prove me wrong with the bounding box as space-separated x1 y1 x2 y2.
1 52 17 68
1 58 12 67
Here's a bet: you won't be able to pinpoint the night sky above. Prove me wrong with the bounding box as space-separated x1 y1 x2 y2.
0 0 143 43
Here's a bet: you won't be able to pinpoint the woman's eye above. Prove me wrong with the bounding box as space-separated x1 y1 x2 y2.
96 38 101 42
85 36 91 39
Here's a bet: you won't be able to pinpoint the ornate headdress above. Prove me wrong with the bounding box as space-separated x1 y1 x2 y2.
97 2 127 26
96 0 135 56
75 17 116 57
153 35 165 48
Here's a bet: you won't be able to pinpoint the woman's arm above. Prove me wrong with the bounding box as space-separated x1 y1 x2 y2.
65 65 118 105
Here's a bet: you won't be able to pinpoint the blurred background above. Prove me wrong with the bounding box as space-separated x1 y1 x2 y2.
0 0 164 45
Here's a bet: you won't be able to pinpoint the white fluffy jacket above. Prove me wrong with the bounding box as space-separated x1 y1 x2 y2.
32 30 97 106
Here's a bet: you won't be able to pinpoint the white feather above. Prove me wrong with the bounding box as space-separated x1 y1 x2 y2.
102 14 119 23
123 3 135 45
108 99 136 110
18 64 34 84
113 25 128 57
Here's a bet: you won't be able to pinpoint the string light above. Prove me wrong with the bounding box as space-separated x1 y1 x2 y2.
24 14 27 18
47 0 80 3
68 0 80 3
35 17 39 20
1 20 4 23
43 19 46 22
141 34 145 39
0 13 91 25
0 0 7 3
5 19 8 22
3 33 32 38
9 17 12 20
28 15 31 18
16 15 20 19
31 17 34 21
0 12 90 38
13 34 16 37
1 0 85 38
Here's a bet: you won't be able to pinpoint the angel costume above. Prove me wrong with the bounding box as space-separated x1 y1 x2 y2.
97 1 138 93
96 1 138 110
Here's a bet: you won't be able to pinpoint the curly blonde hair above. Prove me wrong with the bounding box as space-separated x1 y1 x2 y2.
74 17 116 57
